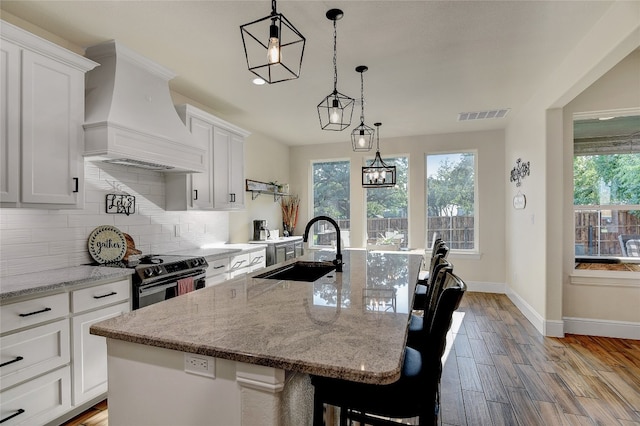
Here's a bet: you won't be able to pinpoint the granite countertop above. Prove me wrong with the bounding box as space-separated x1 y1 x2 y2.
91 249 422 384
0 265 134 302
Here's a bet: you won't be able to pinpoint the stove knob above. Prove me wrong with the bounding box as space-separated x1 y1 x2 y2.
144 268 153 277
194 258 201 266
154 266 162 275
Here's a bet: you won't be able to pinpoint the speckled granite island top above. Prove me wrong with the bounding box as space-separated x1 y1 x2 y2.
0 265 134 301
91 250 422 384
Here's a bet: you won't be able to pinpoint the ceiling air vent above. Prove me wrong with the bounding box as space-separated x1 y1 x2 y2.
458 109 510 121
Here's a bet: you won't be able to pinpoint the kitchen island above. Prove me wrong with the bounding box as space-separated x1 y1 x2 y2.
90 249 422 426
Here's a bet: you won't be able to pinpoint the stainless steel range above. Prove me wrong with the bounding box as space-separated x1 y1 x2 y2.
130 254 208 310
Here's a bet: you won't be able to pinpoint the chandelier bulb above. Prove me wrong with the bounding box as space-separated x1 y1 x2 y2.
267 22 280 64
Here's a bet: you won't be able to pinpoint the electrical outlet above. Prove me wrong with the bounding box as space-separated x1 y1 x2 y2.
184 354 215 378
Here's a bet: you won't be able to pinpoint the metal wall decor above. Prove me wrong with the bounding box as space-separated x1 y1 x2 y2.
240 0 306 84
362 123 397 188
317 9 354 131
510 158 530 187
351 65 374 152
106 194 136 216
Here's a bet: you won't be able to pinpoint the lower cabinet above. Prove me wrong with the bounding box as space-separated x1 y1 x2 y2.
265 239 304 266
71 301 129 405
0 276 131 425
0 366 71 426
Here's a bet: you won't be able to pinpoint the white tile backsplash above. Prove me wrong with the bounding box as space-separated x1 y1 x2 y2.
0 161 229 277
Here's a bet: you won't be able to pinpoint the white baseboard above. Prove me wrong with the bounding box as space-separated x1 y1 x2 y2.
467 283 640 339
563 317 640 340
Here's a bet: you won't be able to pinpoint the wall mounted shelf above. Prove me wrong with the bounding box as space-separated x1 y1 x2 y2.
246 179 288 201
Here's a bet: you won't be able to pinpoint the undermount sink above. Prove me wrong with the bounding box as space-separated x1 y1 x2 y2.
254 261 336 282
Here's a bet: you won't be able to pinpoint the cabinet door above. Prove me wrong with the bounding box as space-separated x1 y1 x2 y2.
71 302 129 406
21 50 83 205
228 133 245 209
188 116 214 209
275 246 286 264
0 40 19 203
212 127 245 210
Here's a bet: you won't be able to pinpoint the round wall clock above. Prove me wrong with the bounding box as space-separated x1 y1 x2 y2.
513 193 527 210
88 225 127 264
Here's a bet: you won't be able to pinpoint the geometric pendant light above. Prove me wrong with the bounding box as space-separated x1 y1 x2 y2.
362 123 397 187
351 65 374 151
317 9 354 131
240 0 306 84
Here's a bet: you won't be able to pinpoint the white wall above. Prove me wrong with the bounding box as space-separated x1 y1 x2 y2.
504 1 640 336
289 129 506 286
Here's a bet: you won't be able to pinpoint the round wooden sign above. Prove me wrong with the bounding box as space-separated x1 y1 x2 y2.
88 225 127 264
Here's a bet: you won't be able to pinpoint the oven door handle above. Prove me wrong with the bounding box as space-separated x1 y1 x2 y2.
139 271 206 296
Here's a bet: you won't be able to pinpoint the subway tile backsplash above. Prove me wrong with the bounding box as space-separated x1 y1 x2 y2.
0 162 229 277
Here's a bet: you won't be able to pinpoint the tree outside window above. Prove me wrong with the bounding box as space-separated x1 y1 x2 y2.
366 156 409 249
426 152 476 250
312 160 350 247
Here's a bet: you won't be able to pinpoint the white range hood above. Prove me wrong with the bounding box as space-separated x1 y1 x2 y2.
83 40 205 172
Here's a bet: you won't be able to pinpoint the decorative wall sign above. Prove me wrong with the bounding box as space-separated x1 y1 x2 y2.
106 194 136 216
88 225 127 264
513 192 527 210
510 158 530 187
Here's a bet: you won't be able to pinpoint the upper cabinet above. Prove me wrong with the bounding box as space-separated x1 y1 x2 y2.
0 21 98 208
166 104 250 211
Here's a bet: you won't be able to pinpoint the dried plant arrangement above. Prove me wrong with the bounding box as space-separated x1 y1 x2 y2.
281 195 300 236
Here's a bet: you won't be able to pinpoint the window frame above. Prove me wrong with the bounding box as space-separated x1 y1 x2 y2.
424 149 479 254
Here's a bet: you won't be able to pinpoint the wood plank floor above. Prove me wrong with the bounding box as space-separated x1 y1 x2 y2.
62 292 640 426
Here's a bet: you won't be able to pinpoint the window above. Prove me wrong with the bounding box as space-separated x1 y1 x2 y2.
426 152 477 250
311 160 350 247
366 156 409 249
573 115 640 258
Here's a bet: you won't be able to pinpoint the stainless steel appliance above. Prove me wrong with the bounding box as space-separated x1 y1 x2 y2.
253 220 270 241
130 254 208 310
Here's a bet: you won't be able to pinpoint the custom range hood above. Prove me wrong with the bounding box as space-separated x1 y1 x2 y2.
83 40 205 172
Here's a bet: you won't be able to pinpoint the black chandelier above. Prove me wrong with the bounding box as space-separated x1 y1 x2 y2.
362 123 396 188
351 65 374 152
317 9 354 131
240 0 306 84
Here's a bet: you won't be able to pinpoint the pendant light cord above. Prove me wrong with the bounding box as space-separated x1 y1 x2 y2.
332 19 338 93
271 0 277 15
359 71 365 123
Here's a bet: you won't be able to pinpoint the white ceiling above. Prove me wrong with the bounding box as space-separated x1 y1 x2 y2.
1 1 616 146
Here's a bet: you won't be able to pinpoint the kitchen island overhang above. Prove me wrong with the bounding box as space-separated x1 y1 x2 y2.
91 249 422 425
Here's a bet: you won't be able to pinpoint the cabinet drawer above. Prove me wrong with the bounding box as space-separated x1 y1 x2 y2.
229 253 250 277
0 366 71 426
1 293 69 334
71 279 130 313
248 250 266 272
0 319 70 390
206 257 229 277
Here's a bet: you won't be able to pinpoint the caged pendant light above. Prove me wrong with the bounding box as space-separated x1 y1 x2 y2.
362 123 396 188
240 0 306 84
317 9 354 131
351 65 374 152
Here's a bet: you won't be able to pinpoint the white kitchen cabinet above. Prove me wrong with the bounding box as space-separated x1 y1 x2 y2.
0 275 130 425
70 279 130 406
167 104 250 211
0 21 97 208
71 301 129 405
205 256 230 287
248 249 267 272
0 366 71 426
213 128 246 210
